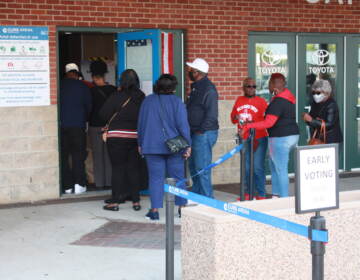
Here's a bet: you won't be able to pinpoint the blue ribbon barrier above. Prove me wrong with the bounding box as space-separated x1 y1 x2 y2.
164 184 328 242
164 143 328 243
175 144 244 188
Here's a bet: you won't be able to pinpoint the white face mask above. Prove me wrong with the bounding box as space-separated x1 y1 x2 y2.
313 93 326 103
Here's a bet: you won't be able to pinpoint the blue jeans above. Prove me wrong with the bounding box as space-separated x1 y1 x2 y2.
268 135 299 197
145 153 187 209
189 130 218 198
245 137 268 197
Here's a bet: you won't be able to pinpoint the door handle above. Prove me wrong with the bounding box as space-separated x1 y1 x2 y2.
304 106 311 113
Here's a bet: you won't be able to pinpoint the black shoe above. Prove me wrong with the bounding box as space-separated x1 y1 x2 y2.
104 198 126 204
133 204 141 211
103 204 119 211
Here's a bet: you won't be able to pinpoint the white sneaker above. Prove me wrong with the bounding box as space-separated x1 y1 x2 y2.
74 184 87 194
187 199 198 206
64 189 73 194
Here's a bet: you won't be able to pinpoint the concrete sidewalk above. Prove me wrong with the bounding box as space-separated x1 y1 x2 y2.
0 190 237 280
0 176 359 280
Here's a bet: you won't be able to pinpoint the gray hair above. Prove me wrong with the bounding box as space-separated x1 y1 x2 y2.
311 79 332 96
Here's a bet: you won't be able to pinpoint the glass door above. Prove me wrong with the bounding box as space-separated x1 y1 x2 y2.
117 29 161 95
249 34 296 102
345 36 360 170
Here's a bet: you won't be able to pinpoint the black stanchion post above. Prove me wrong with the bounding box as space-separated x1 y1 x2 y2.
165 178 176 280
309 211 326 280
237 133 246 201
249 128 255 200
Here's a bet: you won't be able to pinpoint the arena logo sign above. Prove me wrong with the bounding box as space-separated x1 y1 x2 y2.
259 50 286 74
308 49 335 75
306 0 352 4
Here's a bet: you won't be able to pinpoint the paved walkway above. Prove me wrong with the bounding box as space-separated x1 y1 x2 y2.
0 176 359 280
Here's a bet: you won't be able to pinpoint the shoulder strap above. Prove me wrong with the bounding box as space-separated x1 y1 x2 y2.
96 87 107 99
157 95 170 139
103 96 131 131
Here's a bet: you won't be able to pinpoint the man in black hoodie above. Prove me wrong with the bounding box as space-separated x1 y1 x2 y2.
60 63 92 194
186 58 219 198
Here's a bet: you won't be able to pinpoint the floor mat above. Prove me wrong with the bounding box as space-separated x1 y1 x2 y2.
72 220 181 250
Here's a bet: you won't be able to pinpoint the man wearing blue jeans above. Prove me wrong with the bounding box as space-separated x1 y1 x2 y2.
231 77 268 199
186 58 219 198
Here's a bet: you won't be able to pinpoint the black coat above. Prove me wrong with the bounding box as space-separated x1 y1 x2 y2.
308 98 343 143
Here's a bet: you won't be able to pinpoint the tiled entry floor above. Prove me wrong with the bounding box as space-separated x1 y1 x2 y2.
72 220 181 250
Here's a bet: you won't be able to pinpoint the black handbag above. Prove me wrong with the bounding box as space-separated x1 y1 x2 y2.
158 95 189 153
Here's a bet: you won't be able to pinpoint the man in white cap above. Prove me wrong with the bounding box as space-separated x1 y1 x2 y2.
60 63 92 194
186 58 219 198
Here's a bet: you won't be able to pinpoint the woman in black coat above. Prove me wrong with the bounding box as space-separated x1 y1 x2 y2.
99 69 145 211
303 79 343 144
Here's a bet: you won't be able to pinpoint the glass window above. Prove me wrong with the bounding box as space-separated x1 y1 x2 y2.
305 44 336 103
125 39 153 95
255 43 288 102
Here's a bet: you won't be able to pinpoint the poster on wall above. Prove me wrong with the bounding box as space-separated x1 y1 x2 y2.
0 26 50 107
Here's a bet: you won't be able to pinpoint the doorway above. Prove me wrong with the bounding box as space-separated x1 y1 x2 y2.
249 32 360 171
57 27 184 195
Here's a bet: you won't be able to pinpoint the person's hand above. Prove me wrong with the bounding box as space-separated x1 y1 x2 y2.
183 147 191 159
238 128 246 139
302 112 313 122
138 146 142 155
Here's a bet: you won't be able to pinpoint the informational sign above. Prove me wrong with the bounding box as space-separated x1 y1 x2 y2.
0 26 50 107
295 144 339 214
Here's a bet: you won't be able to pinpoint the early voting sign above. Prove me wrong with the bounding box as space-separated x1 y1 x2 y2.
295 144 339 214
0 26 50 107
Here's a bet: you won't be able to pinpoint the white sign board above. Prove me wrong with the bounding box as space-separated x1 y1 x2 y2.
0 26 50 107
295 144 339 214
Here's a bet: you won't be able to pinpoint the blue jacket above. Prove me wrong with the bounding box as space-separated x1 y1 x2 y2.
186 76 219 133
60 78 92 128
138 93 191 154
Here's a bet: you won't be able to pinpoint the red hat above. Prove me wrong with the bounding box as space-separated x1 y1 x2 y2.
270 73 285 81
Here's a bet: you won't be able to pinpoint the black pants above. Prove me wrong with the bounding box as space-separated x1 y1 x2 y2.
60 127 87 191
106 138 141 203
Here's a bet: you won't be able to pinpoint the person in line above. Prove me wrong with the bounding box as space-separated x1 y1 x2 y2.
99 69 145 211
241 73 299 198
60 63 92 194
303 79 343 144
137 74 191 220
88 59 116 190
186 58 219 198
231 77 268 200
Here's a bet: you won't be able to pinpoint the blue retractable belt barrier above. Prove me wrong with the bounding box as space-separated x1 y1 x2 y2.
164 144 328 243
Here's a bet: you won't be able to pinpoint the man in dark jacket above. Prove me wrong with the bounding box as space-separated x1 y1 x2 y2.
60 63 92 194
186 58 219 198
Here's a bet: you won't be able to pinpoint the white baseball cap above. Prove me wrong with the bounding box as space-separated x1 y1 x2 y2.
65 63 79 73
186 58 209 73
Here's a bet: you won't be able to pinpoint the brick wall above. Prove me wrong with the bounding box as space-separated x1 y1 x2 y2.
1 0 359 102
0 0 359 202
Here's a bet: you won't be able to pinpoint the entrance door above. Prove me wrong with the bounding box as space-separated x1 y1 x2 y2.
117 29 161 96
297 35 344 168
345 36 360 170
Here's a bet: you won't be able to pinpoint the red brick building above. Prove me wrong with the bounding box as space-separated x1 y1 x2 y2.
0 0 359 203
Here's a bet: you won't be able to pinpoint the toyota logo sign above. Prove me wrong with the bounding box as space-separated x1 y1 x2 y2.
312 49 330 66
261 50 282 66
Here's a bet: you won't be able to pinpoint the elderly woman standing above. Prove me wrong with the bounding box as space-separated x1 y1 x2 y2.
100 69 145 211
138 74 191 220
303 79 343 144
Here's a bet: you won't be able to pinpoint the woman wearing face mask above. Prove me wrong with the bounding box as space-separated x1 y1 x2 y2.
302 79 343 144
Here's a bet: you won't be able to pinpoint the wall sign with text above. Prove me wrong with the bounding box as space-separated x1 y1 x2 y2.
295 144 339 214
0 26 50 107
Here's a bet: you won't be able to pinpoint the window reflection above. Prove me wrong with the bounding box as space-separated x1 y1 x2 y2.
255 43 288 102
305 44 336 104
